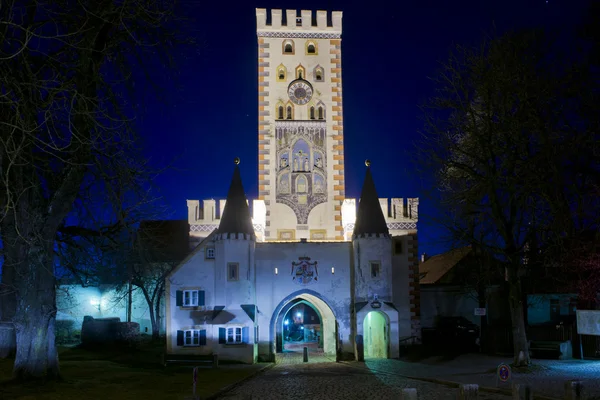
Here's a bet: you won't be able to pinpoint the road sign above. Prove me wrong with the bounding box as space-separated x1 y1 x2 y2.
497 363 511 382
474 308 486 316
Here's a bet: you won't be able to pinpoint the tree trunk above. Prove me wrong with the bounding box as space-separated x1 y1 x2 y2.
11 242 60 380
138 286 159 340
507 277 530 366
153 284 163 340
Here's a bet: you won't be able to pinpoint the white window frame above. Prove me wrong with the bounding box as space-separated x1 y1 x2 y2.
226 326 243 344
370 261 381 279
183 290 199 306
184 329 201 346
206 247 215 259
227 262 239 281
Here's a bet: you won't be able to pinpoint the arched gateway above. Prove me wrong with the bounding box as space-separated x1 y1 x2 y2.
270 289 337 358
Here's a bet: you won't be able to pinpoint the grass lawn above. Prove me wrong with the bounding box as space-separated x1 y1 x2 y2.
0 341 266 400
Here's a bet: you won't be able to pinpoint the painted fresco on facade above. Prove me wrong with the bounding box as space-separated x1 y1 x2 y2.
275 120 327 224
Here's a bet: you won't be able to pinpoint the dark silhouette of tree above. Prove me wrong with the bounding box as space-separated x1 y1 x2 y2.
419 26 600 366
0 0 192 380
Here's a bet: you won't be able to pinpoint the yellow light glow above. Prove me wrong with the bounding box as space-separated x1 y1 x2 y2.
331 267 335 274
275 267 278 275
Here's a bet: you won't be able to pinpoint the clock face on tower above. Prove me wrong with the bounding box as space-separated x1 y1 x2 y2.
288 79 313 105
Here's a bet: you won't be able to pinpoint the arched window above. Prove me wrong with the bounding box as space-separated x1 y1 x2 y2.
318 107 324 120
283 40 294 55
310 107 315 120
313 65 324 82
286 106 292 120
295 65 306 80
276 64 286 82
305 41 318 55
278 106 284 120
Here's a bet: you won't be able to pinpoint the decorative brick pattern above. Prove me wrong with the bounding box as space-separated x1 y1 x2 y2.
330 40 344 241
257 38 271 210
407 233 421 342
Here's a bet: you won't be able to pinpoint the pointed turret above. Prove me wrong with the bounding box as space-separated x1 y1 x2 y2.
217 158 255 238
353 160 389 238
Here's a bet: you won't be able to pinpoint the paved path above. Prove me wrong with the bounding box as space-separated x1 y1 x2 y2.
360 355 600 400
216 362 510 400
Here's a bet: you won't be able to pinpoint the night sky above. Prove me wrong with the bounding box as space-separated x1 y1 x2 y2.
136 0 587 257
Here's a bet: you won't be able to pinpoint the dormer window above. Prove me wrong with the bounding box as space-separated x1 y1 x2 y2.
286 106 293 120
282 40 294 55
279 70 285 80
310 106 315 120
318 106 324 120
306 41 318 55
278 106 284 120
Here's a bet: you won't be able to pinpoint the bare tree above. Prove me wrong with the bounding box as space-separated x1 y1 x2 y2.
419 27 599 366
126 220 188 340
0 0 190 380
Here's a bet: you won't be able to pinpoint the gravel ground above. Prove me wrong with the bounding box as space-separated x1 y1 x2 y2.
216 362 511 400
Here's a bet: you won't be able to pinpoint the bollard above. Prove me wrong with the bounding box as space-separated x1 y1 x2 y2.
458 384 479 400
565 380 584 400
512 383 533 400
212 353 219 368
401 388 418 400
303 346 308 362
355 334 364 362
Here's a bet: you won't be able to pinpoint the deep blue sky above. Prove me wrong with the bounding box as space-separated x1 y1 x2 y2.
137 0 587 256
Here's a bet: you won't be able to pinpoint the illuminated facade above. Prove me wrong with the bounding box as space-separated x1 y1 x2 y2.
167 9 421 363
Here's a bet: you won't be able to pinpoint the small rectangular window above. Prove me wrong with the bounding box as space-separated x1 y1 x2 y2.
228 263 239 281
370 261 381 279
206 247 215 259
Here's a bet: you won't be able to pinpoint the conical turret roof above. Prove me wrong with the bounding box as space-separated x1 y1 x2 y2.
353 160 389 238
217 158 254 237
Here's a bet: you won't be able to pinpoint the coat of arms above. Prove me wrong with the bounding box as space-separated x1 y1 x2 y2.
291 256 318 285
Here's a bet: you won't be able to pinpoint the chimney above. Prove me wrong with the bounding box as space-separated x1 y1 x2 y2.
421 253 428 263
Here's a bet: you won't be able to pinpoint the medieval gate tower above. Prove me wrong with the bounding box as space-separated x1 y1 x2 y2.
256 9 345 241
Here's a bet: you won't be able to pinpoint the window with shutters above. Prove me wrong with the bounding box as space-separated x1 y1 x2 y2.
218 326 249 345
176 329 206 347
176 289 205 308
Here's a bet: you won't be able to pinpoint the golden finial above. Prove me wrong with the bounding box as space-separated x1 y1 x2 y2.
234 157 240 165
365 159 371 167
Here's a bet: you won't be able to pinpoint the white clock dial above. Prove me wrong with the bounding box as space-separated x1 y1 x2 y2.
288 80 313 105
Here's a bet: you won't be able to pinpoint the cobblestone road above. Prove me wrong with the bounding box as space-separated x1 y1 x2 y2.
217 362 511 400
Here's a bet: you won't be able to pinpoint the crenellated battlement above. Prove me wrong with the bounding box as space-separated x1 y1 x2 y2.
187 197 417 245
256 8 342 37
